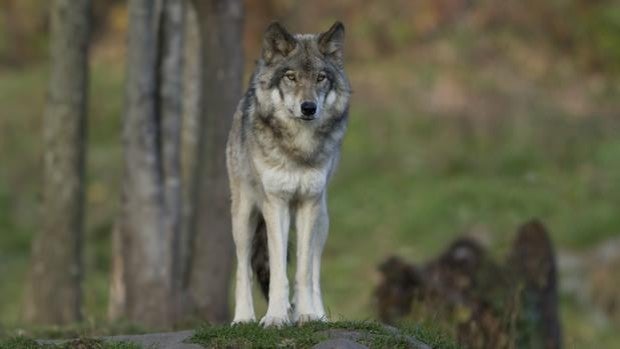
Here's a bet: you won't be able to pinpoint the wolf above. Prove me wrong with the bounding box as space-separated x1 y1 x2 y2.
226 21 351 327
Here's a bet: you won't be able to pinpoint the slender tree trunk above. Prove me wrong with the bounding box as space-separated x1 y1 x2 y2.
24 0 90 325
159 0 186 321
111 0 166 325
179 0 201 299
187 0 244 324
109 0 185 328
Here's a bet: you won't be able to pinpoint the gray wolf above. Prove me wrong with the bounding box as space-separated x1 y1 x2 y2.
226 21 351 327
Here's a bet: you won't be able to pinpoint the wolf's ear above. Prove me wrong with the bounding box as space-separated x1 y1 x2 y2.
262 22 297 65
318 21 345 66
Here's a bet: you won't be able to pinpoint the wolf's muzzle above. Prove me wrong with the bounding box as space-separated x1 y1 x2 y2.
301 101 317 117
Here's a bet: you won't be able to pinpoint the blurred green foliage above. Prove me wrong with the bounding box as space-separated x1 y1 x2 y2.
2 0 620 73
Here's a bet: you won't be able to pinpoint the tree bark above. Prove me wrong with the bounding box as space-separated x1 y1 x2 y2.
24 0 91 325
179 0 202 296
159 0 186 320
109 0 185 328
187 0 244 324
111 0 167 325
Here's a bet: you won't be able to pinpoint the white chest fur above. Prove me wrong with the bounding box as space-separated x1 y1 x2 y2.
257 159 331 200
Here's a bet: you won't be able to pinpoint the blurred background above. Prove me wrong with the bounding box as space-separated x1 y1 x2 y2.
1 0 619 347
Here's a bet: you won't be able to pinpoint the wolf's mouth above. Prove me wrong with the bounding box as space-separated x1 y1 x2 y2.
299 116 316 121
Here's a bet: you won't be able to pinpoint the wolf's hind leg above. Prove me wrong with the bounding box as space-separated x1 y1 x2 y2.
231 190 258 324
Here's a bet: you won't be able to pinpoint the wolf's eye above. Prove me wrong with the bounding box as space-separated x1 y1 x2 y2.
285 72 296 81
317 73 326 82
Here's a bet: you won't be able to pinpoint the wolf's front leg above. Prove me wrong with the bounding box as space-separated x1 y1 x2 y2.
260 198 291 327
311 196 329 320
231 191 258 324
294 195 324 324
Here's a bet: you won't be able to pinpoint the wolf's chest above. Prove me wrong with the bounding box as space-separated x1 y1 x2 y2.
259 164 329 200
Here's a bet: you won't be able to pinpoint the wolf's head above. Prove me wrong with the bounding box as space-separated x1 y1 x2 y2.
254 21 350 123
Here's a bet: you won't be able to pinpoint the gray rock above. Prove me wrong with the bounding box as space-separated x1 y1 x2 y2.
39 330 201 349
315 327 432 349
312 338 369 349
320 329 365 342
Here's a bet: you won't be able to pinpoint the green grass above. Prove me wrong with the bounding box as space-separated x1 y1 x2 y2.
398 322 461 349
190 321 460 349
0 336 140 349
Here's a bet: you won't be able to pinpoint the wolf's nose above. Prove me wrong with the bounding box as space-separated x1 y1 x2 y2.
301 101 317 116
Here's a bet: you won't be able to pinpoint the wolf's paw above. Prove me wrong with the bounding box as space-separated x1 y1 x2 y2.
295 313 324 325
231 316 256 325
314 310 328 322
259 314 291 328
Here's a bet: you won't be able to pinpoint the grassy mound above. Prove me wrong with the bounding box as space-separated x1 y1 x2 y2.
190 321 460 349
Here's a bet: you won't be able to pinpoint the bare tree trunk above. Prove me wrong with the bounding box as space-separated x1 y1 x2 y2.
108 223 126 320
110 0 167 325
160 0 186 321
109 0 185 328
24 0 90 325
179 0 202 302
187 0 244 324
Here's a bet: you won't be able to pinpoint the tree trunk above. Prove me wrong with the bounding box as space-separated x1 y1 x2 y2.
159 0 186 321
24 0 91 325
179 0 201 298
109 0 185 328
111 0 166 325
187 0 244 324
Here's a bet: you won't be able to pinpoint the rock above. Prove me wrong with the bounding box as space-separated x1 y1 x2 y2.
312 338 369 349
39 330 201 349
320 329 365 342
559 236 620 325
315 327 431 349
587 236 620 324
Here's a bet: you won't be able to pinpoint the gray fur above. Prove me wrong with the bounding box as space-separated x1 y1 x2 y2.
226 21 350 327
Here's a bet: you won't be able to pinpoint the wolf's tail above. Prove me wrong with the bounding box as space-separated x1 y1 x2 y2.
251 216 271 300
